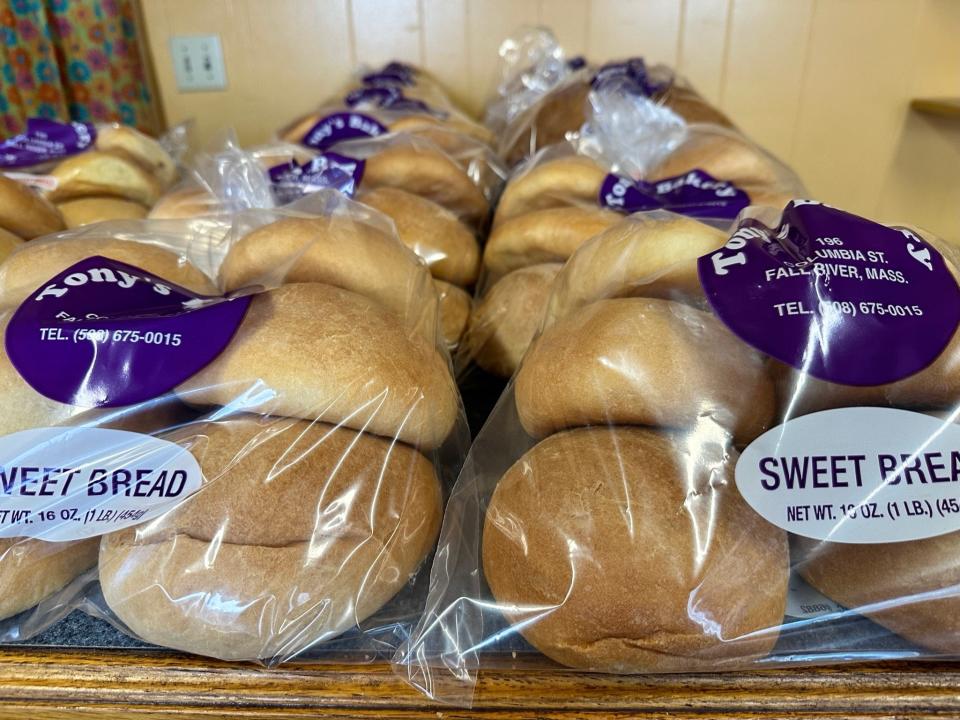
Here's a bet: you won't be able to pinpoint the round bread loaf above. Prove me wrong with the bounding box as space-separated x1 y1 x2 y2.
516 297 775 444
48 151 162 206
281 111 493 153
0 174 64 239
661 85 735 129
148 186 221 219
57 197 148 228
504 81 590 166
95 125 177 188
464 263 561 378
177 283 458 449
650 132 791 208
0 228 22 264
543 214 728 326
493 156 607 226
483 206 621 277
484 426 789 672
0 237 217 307
771 325 960 417
388 114 495 148
359 187 480 285
219 215 437 342
363 144 489 224
100 415 442 661
435 279 470 349
797 535 960 653
0 538 98 621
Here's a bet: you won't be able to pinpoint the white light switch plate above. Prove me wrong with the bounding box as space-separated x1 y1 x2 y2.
170 35 226 92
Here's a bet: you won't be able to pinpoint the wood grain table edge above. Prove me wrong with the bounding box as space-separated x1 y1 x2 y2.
0 649 957 717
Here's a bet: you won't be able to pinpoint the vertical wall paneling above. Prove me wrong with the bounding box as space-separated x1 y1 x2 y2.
421 0 470 110
465 0 540 113
720 0 814 160
241 0 351 139
138 0 960 236
791 0 921 217
587 0 682 67
677 0 729 103
350 0 422 68
539 0 590 59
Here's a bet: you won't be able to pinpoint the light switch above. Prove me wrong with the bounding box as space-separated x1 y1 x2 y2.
170 35 227 92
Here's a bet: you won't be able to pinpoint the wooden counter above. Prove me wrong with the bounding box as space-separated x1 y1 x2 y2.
0 648 958 718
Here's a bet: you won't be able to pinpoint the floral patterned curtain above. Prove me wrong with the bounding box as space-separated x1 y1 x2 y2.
0 0 158 136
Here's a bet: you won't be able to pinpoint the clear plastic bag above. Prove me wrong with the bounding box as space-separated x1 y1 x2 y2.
483 27 575 135
398 202 960 705
493 50 736 167
0 185 469 664
0 118 185 238
151 131 487 353
277 61 493 155
457 129 803 383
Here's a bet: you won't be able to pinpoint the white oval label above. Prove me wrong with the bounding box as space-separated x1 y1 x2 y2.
0 427 202 542
737 407 960 544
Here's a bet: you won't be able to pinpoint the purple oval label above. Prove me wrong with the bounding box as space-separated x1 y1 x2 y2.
267 151 365 204
6 257 252 407
599 169 749 220
698 201 960 386
0 118 96 168
301 112 388 151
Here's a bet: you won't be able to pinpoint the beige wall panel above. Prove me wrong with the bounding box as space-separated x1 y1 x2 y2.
465 0 540 113
421 0 471 109
351 0 422 68
677 0 730 103
539 0 591 59
587 0 681 66
720 0 813 160
791 0 921 216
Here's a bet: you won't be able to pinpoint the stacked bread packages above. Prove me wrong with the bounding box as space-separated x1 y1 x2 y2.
399 197 960 701
0 119 183 238
0 178 467 663
460 30 803 383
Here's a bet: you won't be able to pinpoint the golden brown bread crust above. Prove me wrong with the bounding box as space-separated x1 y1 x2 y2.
543 214 728 326
389 114 494 148
464 263 561 378
100 415 442 660
0 227 22 264
148 186 222 219
503 81 590 166
435 279 470 349
0 538 98 620
0 174 65 239
48 151 162 206
0 237 217 307
515 297 775 444
493 156 607 227
650 132 789 207
359 187 480 285
94 125 176 188
57 197 148 228
484 426 788 672
177 283 458 449
219 215 437 342
771 324 960 418
798 535 960 653
363 145 489 224
483 206 621 277
661 85 735 129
